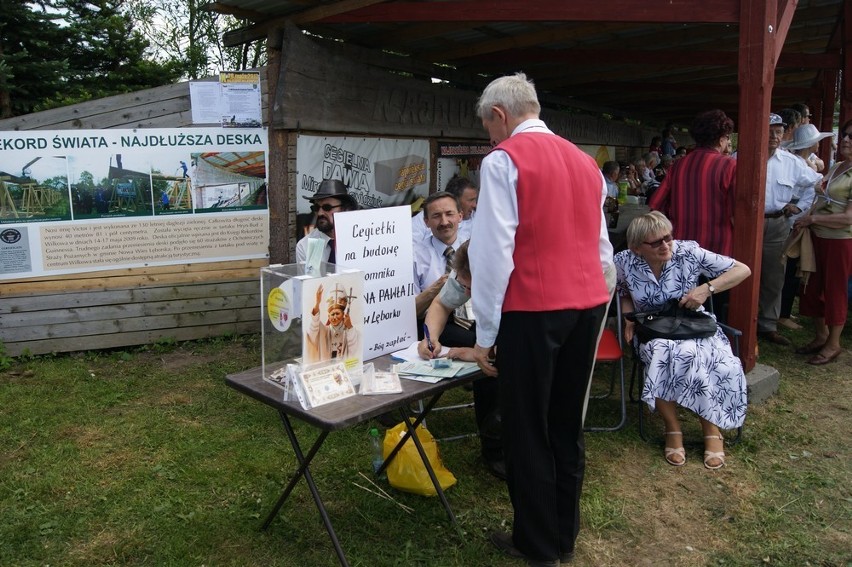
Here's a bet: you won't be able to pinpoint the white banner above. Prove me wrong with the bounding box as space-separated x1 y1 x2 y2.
333 206 417 359
296 135 430 214
0 128 269 280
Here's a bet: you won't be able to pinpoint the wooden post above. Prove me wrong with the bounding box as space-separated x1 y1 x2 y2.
840 1 852 130
730 0 778 372
266 27 290 264
818 69 838 168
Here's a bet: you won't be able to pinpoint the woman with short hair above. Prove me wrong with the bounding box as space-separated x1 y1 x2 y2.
615 211 751 469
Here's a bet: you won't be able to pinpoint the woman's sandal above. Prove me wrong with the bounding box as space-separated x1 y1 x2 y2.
703 434 726 470
664 431 686 466
807 349 841 366
795 341 826 355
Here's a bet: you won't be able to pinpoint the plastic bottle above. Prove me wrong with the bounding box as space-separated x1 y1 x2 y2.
369 427 384 476
617 172 629 205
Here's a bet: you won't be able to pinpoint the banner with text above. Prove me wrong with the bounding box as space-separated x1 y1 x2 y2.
333 206 416 359
0 128 269 280
296 135 430 215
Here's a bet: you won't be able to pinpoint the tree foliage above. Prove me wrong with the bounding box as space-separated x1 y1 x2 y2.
0 0 182 118
0 0 69 118
126 0 266 80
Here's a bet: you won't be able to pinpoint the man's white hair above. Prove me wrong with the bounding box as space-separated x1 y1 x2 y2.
476 72 541 120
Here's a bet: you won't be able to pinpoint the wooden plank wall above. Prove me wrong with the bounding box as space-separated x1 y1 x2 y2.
0 75 271 357
0 260 266 356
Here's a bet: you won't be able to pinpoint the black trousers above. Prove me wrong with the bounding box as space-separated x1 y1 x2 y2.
496 305 607 562
439 319 502 461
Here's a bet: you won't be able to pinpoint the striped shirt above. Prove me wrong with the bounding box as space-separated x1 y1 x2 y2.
648 147 737 256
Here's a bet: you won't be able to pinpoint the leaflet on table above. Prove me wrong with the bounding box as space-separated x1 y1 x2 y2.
390 341 450 362
359 362 403 395
295 360 357 409
394 360 480 379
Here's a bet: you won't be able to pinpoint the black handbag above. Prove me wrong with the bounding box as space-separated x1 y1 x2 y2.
625 299 717 343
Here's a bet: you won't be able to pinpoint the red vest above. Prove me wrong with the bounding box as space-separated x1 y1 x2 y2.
497 132 610 312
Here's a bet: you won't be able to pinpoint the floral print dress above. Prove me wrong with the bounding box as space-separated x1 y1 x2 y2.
614 240 747 429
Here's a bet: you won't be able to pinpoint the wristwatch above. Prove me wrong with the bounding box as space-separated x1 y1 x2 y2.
706 282 716 295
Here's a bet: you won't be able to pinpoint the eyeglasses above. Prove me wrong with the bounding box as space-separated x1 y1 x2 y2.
643 234 673 248
841 132 852 140
311 203 343 213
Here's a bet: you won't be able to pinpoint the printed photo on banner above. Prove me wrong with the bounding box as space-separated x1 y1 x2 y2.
301 270 365 371
0 128 270 280
435 141 492 194
295 135 430 218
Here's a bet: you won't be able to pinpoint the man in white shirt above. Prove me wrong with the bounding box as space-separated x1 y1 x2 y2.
411 176 478 243
469 73 614 567
758 114 822 345
412 191 464 318
602 161 620 199
295 179 359 263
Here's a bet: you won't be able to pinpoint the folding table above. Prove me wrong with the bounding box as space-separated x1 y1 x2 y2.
225 356 482 567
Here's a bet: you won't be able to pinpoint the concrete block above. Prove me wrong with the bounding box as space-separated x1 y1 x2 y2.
746 364 780 405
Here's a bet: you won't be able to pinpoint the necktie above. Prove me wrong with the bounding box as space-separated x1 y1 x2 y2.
328 240 336 264
443 246 455 274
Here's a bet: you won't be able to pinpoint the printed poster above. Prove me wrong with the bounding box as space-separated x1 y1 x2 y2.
0 128 269 280
296 135 430 214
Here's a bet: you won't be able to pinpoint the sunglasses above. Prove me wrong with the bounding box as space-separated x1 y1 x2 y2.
311 203 343 213
643 234 673 248
841 132 852 140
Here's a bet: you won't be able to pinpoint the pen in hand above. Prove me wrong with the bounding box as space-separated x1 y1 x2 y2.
423 323 435 357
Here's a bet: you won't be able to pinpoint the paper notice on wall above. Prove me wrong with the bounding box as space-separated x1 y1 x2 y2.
220 71 262 128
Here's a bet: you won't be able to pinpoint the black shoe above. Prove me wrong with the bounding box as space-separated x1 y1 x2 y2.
758 331 792 346
489 531 559 567
483 457 507 481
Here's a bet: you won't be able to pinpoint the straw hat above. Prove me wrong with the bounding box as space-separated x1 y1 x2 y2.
783 124 834 151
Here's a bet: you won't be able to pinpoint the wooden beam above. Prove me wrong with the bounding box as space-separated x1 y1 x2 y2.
291 0 390 24
221 0 389 46
773 0 800 65
463 47 839 69
841 0 852 128
266 27 289 264
817 69 838 168
318 0 740 24
730 0 778 373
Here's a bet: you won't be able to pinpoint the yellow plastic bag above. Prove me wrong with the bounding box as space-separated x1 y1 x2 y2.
383 420 457 496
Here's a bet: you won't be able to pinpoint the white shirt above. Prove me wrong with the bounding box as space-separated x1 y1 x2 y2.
765 149 821 215
412 235 461 293
469 118 614 348
295 228 331 262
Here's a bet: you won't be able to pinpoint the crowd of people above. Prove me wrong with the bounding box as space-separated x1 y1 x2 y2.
296 75 850 566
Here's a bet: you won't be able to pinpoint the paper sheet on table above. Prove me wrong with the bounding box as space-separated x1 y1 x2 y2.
390 341 449 362
395 360 460 378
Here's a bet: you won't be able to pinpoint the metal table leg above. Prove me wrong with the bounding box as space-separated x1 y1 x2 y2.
263 411 349 567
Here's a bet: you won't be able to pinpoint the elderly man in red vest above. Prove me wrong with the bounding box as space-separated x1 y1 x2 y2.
469 73 613 567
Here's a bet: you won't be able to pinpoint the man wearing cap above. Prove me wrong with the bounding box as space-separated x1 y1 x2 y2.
758 113 822 345
295 179 359 263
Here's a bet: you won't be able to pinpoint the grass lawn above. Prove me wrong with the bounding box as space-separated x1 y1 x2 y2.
0 317 849 567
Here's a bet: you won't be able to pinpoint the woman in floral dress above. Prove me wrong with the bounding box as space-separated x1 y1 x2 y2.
614 212 751 469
